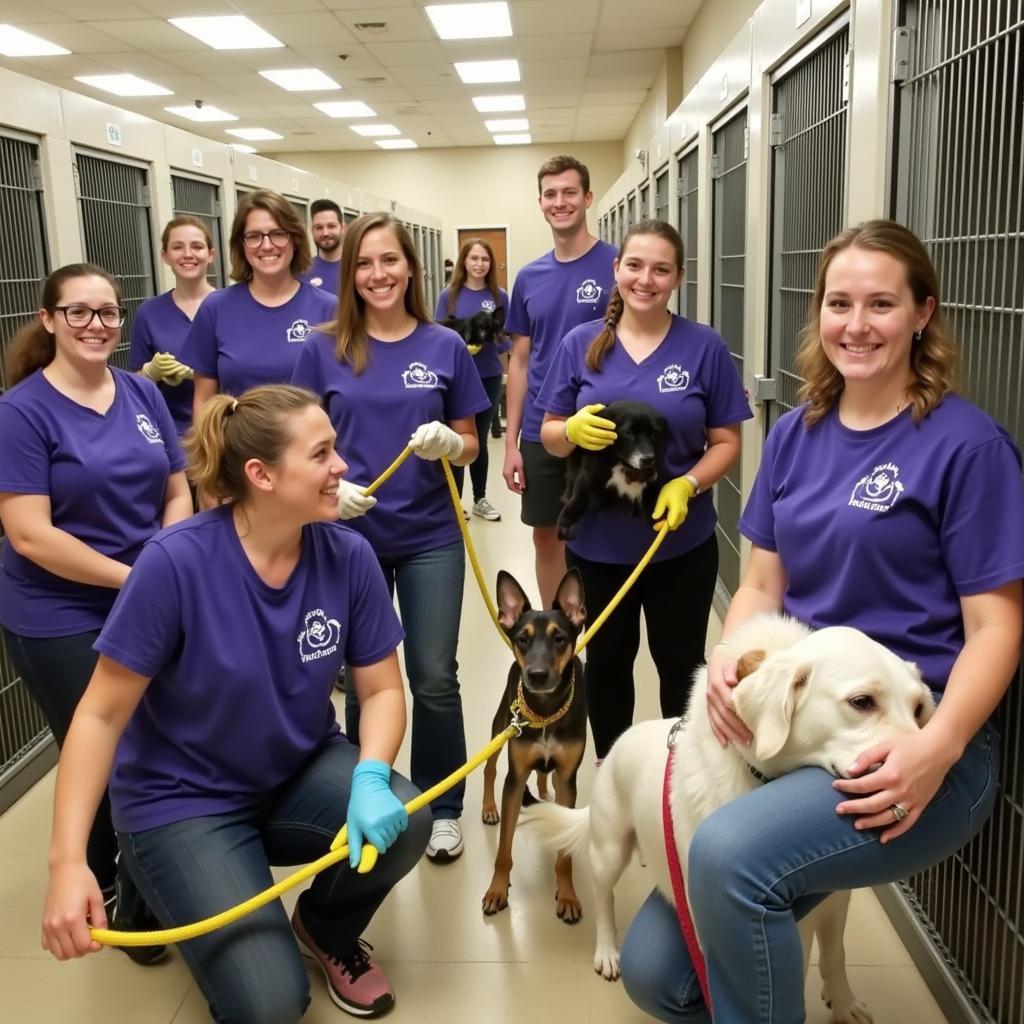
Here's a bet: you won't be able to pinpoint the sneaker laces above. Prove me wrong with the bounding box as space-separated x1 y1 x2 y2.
329 937 374 981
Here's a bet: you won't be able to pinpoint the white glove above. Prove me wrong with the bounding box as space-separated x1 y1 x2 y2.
336 479 377 520
409 421 464 461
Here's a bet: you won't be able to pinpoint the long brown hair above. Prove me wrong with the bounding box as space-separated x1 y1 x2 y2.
161 214 214 251
796 220 958 425
446 238 501 316
585 219 684 372
4 263 122 388
324 212 431 374
228 190 311 283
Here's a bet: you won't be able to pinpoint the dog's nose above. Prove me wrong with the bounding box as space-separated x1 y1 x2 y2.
526 668 549 686
637 453 655 469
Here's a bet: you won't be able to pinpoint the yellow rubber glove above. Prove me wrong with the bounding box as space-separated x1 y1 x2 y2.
141 352 193 386
467 344 483 356
161 356 194 386
652 476 697 531
565 403 617 451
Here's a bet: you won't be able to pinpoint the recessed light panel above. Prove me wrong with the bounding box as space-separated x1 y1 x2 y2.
484 118 528 132
493 133 531 145
75 74 172 97
165 105 237 122
425 3 512 40
230 144 258 154
376 139 417 149
258 69 340 92
0 24 70 57
226 127 283 141
350 124 401 137
169 17 283 50
454 59 519 84
314 101 377 119
472 94 525 112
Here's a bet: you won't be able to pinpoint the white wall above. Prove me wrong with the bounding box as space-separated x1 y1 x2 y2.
274 142 624 282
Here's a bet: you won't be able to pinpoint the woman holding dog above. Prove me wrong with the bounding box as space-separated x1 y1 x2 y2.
537 219 751 760
293 212 489 864
434 238 510 521
619 220 1024 1023
38 384 431 1021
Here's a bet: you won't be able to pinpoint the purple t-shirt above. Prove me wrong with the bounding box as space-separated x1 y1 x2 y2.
97 507 404 832
740 397 1024 691
300 254 341 297
506 240 617 442
434 285 510 379
292 323 490 557
538 315 752 564
181 281 337 396
128 290 204 436
0 368 185 637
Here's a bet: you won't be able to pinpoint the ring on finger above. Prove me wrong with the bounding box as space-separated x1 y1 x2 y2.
889 802 909 823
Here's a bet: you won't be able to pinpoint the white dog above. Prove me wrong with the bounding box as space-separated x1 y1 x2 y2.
521 613 935 1024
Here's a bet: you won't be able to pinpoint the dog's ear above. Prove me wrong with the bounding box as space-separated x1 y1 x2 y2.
496 571 531 629
732 655 811 761
553 568 586 627
491 305 506 330
735 649 767 680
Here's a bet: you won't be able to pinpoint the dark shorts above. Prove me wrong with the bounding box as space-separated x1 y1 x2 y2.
520 439 568 527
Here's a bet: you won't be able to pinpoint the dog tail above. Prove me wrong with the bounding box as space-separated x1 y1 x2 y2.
519 802 591 857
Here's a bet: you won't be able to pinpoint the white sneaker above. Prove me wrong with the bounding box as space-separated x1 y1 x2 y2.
426 818 464 862
472 497 501 521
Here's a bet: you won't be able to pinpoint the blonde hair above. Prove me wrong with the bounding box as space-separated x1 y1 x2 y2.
183 384 319 503
228 190 311 283
796 220 958 426
324 212 431 375
446 238 501 316
585 219 684 372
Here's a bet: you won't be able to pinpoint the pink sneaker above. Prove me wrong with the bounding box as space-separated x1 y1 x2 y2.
292 907 394 1017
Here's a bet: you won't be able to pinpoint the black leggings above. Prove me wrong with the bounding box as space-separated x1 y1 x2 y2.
567 534 718 759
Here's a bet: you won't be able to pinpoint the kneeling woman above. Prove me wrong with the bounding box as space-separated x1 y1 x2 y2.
40 385 430 1023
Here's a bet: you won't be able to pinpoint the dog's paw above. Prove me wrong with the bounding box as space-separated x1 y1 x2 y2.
593 946 621 981
482 885 510 916
481 804 499 825
556 894 583 924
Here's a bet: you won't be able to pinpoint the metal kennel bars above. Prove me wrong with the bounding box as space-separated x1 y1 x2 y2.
170 171 226 288
677 145 699 320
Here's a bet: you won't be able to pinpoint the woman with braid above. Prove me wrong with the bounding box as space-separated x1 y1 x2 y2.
536 220 751 760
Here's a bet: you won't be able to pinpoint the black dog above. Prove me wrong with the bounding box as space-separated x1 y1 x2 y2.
481 569 587 923
442 306 506 349
557 399 668 541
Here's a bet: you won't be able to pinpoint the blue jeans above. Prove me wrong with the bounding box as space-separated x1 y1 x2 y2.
119 742 430 1024
451 374 502 502
619 724 999 1023
346 540 467 819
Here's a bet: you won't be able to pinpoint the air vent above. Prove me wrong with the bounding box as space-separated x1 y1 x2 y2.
353 22 388 32
292 130 315 136
357 76 389 85
396 106 422 115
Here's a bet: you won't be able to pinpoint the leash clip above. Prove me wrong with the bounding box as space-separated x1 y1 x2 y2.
666 717 684 749
509 705 526 737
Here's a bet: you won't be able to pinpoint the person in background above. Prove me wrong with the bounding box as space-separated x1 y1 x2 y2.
443 258 454 286
302 198 344 298
538 219 751 760
618 221 1024 1023
503 154 617 606
0 263 191 964
435 237 509 521
39 384 430 1021
183 189 336 420
293 212 488 864
129 215 216 437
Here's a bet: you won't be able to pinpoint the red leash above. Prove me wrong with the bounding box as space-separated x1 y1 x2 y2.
663 745 713 1013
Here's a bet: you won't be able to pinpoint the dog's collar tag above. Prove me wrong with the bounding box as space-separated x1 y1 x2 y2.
510 665 576 729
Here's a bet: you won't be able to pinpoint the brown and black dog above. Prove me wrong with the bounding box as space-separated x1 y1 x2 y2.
481 569 587 922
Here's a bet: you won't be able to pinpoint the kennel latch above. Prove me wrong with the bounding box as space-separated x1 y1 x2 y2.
750 374 777 406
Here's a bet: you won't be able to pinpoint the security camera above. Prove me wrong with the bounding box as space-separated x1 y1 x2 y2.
195 99 204 109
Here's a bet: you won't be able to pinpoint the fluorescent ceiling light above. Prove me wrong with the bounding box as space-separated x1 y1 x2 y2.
493 133 531 145
350 123 401 137
230 144 258 154
472 94 525 112
485 118 528 132
454 59 519 84
425 3 512 40
226 127 283 141
169 16 283 50
259 68 340 92
314 101 377 119
0 24 70 56
165 104 237 122
75 74 171 97
376 139 417 150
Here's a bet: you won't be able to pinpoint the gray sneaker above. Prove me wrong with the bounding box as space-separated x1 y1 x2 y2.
472 498 501 521
425 818 464 862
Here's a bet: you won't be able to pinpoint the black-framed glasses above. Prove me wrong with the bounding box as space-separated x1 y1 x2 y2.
53 304 126 328
242 229 292 249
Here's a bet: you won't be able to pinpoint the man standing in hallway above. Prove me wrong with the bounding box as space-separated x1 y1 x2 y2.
503 155 617 606
301 199 344 297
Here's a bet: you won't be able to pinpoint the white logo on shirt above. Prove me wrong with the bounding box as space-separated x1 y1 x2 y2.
309 276 324 288
135 414 163 445
297 608 342 664
657 364 690 393
849 462 905 512
402 361 439 389
286 319 312 343
576 279 603 304
481 299 496 312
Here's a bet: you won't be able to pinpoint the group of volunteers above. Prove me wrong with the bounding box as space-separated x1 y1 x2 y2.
0 149 1020 1024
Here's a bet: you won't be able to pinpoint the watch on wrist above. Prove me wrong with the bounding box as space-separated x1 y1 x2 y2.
684 473 701 495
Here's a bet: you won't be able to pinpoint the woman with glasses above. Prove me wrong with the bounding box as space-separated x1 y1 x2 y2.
0 264 191 960
183 190 336 418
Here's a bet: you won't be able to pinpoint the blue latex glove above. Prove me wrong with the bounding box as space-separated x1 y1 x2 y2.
342 760 408 869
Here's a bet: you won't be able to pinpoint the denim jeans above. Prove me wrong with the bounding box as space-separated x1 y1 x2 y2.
346 540 467 819
119 741 431 1024
619 723 999 1023
451 374 502 503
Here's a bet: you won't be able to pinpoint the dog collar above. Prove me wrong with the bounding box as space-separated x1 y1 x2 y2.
510 665 576 729
666 717 772 785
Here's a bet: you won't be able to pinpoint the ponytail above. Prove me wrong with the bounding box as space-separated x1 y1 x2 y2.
585 286 625 372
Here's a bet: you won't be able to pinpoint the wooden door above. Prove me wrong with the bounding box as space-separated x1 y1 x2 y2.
456 227 508 290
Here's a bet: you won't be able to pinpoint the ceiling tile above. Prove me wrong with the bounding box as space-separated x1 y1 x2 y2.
511 0 601 36
252 13 360 47
332 8 436 43
364 40 447 67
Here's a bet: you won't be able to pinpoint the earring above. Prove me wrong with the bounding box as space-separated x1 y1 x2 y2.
913 329 923 343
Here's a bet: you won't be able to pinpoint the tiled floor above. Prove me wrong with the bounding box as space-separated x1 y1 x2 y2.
0 437 948 1022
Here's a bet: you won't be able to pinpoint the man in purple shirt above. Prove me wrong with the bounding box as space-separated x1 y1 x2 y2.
502 155 617 606
300 199 344 297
